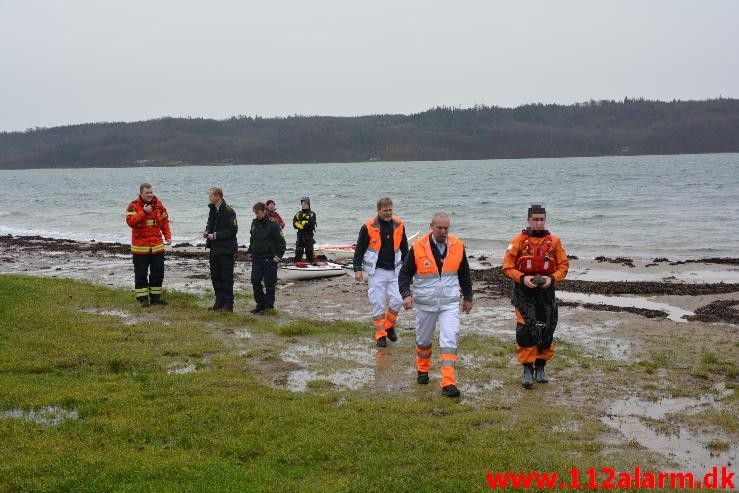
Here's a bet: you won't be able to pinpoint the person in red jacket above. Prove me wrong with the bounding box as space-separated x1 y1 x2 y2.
266 199 285 229
125 183 172 307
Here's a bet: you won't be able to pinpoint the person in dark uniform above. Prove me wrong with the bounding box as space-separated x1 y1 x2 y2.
292 196 317 263
204 187 238 312
247 202 286 314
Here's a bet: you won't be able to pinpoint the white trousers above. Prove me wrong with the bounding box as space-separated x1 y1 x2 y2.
415 304 460 350
367 268 402 317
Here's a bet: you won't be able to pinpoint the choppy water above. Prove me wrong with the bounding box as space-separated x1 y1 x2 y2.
1 153 738 259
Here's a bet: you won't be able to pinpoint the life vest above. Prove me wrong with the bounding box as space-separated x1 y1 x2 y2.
412 233 464 310
515 230 557 275
125 196 171 254
362 216 404 275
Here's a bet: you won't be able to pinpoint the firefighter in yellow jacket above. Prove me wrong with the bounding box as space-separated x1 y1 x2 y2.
398 212 473 397
352 197 409 347
501 204 568 388
125 183 172 307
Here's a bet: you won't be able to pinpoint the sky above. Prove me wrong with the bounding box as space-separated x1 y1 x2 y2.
1 0 738 132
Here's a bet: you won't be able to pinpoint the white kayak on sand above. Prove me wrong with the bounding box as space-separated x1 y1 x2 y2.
317 244 356 260
318 231 421 260
277 261 348 281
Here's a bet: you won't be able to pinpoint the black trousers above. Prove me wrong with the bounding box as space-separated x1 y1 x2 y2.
294 233 314 262
210 253 235 308
132 253 164 299
251 257 278 309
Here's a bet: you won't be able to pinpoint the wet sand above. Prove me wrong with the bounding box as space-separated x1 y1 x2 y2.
2 234 738 473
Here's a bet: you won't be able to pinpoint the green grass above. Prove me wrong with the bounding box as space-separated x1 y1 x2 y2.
0 274 735 492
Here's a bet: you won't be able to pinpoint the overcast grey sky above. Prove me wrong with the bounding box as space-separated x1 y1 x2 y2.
1 0 737 132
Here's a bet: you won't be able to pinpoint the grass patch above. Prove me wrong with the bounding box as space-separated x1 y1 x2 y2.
706 439 731 451
0 274 728 491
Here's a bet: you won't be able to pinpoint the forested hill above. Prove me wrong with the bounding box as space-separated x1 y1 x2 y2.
2 98 738 169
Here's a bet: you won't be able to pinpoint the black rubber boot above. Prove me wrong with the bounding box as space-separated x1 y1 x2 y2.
149 295 168 305
441 385 461 397
385 327 398 342
138 297 150 308
522 364 534 389
535 359 548 383
416 371 429 384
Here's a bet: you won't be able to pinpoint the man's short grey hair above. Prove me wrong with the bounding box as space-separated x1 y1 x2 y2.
431 212 450 224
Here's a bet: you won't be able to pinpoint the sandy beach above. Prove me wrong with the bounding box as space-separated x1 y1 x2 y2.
2 234 738 475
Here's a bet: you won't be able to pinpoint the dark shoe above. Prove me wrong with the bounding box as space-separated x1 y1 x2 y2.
416 371 429 385
249 307 263 314
441 384 461 397
138 297 150 308
376 336 387 348
208 304 222 311
522 364 534 389
150 298 168 305
535 365 548 383
385 327 398 342
221 305 233 313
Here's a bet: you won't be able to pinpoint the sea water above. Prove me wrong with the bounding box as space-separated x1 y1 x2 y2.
1 153 738 260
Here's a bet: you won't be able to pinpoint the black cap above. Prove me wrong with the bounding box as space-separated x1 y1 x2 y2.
528 204 546 217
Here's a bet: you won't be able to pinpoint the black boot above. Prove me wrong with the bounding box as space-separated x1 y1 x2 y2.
150 295 168 305
522 364 534 389
535 359 549 383
138 297 150 308
385 327 398 342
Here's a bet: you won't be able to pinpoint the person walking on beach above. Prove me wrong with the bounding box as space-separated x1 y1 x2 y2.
125 182 172 307
501 204 569 388
292 196 317 263
398 212 473 397
353 197 409 347
266 199 285 229
204 187 238 312
246 202 286 314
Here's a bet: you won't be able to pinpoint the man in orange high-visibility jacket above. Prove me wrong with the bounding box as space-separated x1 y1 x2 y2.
353 197 409 347
125 183 172 307
501 204 568 388
398 212 473 398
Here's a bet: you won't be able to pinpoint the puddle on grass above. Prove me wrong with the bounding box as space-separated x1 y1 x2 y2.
0 406 79 426
81 307 137 325
464 306 632 360
279 342 379 392
557 292 694 322
600 386 737 474
284 368 375 392
168 364 197 375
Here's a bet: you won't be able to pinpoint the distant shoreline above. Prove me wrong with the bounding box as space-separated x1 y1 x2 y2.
2 150 739 172
3 99 739 170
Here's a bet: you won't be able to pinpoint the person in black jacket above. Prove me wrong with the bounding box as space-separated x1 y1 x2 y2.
292 196 317 263
204 187 238 311
247 202 287 314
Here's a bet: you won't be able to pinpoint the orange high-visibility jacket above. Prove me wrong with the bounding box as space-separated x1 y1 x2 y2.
362 216 405 275
125 195 172 254
412 233 465 309
502 231 568 284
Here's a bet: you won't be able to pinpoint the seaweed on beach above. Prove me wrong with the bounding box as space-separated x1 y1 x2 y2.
471 266 739 296
559 301 668 319
683 300 739 325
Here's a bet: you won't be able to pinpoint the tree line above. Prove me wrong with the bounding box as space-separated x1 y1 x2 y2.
1 98 738 169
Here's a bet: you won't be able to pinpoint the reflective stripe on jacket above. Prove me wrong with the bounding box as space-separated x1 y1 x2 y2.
125 195 172 255
412 233 464 310
363 216 405 275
